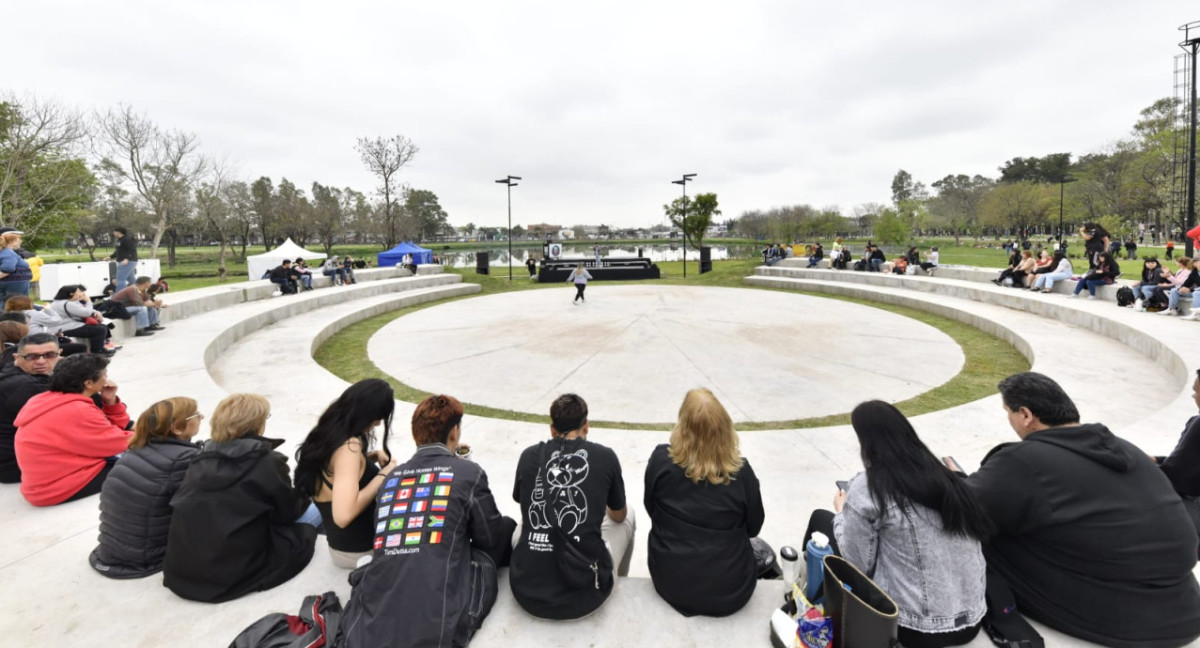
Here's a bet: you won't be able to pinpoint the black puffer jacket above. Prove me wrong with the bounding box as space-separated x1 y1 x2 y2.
164 436 316 603
0 363 50 483
89 438 201 578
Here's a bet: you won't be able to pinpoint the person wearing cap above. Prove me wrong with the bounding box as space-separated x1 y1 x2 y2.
0 230 33 304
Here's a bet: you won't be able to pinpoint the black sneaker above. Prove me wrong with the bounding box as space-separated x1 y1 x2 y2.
147 324 166 331
135 329 155 337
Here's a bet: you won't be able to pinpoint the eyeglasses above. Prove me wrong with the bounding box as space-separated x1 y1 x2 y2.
19 352 60 361
185 413 205 421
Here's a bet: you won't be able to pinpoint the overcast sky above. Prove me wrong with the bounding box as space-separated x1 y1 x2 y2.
4 1 1196 229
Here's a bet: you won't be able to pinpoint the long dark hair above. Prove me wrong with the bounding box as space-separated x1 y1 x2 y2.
294 378 395 497
851 401 993 540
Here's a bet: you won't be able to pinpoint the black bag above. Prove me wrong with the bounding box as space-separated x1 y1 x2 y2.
228 591 341 648
537 443 612 592
1116 286 1135 307
95 300 131 320
822 555 901 648
853 260 866 272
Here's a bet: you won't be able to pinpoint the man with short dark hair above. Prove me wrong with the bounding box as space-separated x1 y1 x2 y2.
268 260 298 295
103 227 138 291
111 276 163 336
0 333 60 483
509 393 634 620
963 371 1200 647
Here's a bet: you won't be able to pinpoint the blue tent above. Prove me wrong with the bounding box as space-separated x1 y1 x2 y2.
378 241 433 267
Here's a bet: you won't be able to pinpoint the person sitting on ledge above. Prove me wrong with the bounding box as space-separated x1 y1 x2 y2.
293 379 398 568
806 243 824 268
48 284 115 357
0 319 28 369
164 393 320 603
268 260 298 295
919 245 939 275
1152 368 1200 547
292 258 314 291
342 256 358 284
510 393 634 620
322 256 348 285
806 401 988 648
1159 256 1200 319
957 372 1200 648
340 394 516 648
1030 251 1072 293
89 397 203 579
14 353 131 506
0 332 57 483
868 244 886 272
1070 251 1119 299
111 276 165 336
645 388 769 618
891 254 909 275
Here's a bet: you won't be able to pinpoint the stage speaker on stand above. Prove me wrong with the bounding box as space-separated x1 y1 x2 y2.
475 251 490 275
700 246 712 274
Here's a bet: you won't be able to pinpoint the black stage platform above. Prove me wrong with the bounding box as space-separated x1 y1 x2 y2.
538 257 660 282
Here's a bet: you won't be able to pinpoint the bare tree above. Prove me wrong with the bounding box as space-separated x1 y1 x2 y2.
195 159 235 280
97 104 206 263
0 92 91 234
355 135 418 248
224 180 255 259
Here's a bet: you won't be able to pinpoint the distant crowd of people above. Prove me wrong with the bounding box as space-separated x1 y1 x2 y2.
1 355 1198 646
268 256 367 295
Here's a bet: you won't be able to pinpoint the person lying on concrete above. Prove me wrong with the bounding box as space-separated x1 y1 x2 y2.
340 393 516 648
294 379 398 569
111 276 165 336
14 353 131 506
644 388 769 618
958 371 1200 648
164 393 319 603
90 397 203 579
0 332 58 483
510 393 634 620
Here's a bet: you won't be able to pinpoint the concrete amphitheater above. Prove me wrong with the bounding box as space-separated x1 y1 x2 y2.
3 260 1198 647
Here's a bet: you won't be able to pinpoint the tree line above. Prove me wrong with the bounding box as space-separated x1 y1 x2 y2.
733 97 1194 246
0 91 453 271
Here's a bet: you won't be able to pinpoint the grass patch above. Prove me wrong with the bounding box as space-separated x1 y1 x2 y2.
315 258 1029 430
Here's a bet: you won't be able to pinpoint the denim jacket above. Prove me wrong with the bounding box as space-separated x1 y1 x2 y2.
833 473 985 633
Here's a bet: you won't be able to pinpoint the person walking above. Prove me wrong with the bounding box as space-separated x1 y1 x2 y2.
568 264 592 304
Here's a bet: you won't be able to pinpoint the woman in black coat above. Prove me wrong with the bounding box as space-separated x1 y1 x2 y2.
89 397 203 578
644 388 766 617
164 393 319 603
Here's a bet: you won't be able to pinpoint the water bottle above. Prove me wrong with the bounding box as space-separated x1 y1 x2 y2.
804 531 833 603
779 545 799 602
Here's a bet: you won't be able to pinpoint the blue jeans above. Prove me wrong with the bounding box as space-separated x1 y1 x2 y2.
297 501 323 528
869 258 883 272
0 280 31 306
126 306 159 329
1033 271 1072 291
115 262 137 292
1073 278 1108 296
297 274 313 290
1139 285 1159 301
1167 287 1200 310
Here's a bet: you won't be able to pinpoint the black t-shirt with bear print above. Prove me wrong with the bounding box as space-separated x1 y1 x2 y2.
509 437 626 620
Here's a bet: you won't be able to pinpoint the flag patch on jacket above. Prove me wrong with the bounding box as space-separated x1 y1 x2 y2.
434 485 451 497
386 534 403 548
431 499 448 511
437 472 454 482
415 486 431 498
419 473 433 484
405 532 421 546
429 531 443 544
427 515 444 528
407 516 424 529
412 500 428 513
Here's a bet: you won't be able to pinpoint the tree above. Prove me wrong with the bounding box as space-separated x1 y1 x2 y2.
310 182 345 254
404 188 447 242
873 208 911 244
250 176 276 249
664 192 721 250
980 182 1053 235
929 174 993 243
194 162 234 280
0 94 94 247
998 153 1072 184
891 169 929 239
224 180 255 259
98 104 205 265
355 135 419 248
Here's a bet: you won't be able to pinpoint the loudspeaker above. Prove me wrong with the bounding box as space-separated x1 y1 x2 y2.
475 251 489 275
700 246 712 274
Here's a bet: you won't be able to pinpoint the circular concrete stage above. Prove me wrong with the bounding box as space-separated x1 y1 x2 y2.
368 285 965 424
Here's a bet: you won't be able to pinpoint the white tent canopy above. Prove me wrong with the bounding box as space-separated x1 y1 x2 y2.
246 238 328 280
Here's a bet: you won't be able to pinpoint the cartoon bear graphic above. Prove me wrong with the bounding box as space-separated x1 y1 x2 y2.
544 449 590 535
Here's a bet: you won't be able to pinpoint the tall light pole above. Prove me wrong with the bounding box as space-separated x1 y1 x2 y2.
1058 176 1077 251
495 175 521 280
671 173 696 277
1181 21 1200 256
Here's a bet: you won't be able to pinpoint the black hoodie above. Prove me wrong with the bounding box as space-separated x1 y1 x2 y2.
967 423 1200 648
0 362 50 483
163 436 315 603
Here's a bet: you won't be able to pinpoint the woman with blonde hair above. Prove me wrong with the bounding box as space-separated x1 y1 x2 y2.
643 388 766 616
568 263 593 304
0 231 32 303
164 393 319 602
90 397 204 578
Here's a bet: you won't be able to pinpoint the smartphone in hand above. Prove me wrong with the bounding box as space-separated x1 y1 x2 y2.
942 456 963 473
835 480 849 492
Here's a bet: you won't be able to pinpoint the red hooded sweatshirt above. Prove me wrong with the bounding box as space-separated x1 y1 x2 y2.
14 392 131 506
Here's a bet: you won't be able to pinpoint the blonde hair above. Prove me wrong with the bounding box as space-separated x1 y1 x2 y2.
1178 257 1194 270
129 397 198 450
667 388 744 485
209 393 271 443
1 233 20 247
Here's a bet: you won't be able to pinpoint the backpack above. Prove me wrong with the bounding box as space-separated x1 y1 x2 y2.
228 591 342 648
1115 286 1136 307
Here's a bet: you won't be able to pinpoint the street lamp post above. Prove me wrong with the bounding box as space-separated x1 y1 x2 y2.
1058 176 1077 251
495 175 521 280
671 173 697 277
1180 22 1200 256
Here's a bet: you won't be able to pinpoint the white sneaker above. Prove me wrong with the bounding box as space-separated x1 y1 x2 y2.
1135 306 1146 312
1159 309 1178 316
1087 295 1095 300
1132 299 1143 310
1184 312 1200 321
1068 294 1079 299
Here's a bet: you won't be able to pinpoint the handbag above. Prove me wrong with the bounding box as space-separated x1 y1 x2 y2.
536 442 611 592
822 554 901 648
